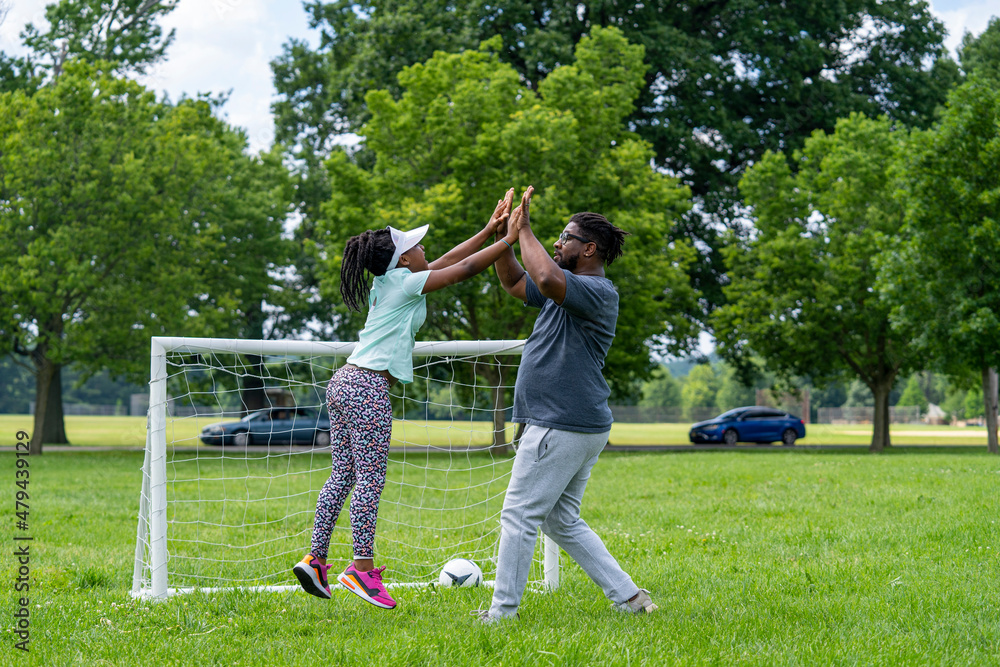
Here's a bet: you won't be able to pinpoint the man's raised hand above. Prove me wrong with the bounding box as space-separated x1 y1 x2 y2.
509 186 534 232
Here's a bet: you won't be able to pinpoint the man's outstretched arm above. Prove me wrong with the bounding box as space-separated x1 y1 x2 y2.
494 243 527 301
511 186 566 305
493 190 528 301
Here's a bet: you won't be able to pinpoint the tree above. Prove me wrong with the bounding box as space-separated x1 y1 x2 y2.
311 28 699 445
0 0 39 94
168 129 294 415
0 62 286 452
680 363 719 419
959 16 1000 83
964 385 985 421
811 380 847 412
714 114 920 452
897 374 929 415
941 386 967 422
639 367 682 409
843 379 875 408
20 0 178 79
877 78 1000 454
715 364 755 412
272 0 958 315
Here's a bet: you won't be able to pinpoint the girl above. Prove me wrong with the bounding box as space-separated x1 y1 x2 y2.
294 189 518 609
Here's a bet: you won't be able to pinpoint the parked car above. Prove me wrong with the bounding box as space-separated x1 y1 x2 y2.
689 407 806 446
200 407 331 447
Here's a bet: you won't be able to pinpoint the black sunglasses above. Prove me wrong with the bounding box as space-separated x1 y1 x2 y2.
558 231 591 244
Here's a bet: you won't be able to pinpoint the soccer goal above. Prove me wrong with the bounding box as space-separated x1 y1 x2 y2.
131 337 560 600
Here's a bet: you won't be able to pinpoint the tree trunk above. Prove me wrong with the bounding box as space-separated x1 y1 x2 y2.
490 362 513 456
240 302 267 415
869 380 892 453
240 354 267 415
31 356 68 453
983 366 999 455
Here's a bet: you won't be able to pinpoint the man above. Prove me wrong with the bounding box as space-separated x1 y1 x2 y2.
477 186 657 622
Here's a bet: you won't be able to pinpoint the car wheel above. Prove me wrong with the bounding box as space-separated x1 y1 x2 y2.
781 429 797 446
314 430 331 447
233 432 251 447
723 429 738 446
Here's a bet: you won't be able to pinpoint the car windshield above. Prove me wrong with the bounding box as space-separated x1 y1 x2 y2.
717 409 748 420
240 412 267 422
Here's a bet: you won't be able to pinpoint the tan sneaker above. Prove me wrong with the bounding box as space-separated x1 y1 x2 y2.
613 588 658 614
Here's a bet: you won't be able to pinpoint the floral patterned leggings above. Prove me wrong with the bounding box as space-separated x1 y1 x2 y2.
310 366 392 560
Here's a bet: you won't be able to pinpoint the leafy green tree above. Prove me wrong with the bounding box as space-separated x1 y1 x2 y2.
897 374 929 415
959 16 1000 83
2 0 177 95
811 381 848 411
0 0 38 93
0 62 286 451
639 367 682 409
171 132 294 414
715 364 755 412
878 79 1000 453
843 379 875 408
0 356 33 414
941 387 966 422
21 0 178 79
311 28 699 444
681 364 719 419
965 385 985 421
715 114 920 452
272 0 958 315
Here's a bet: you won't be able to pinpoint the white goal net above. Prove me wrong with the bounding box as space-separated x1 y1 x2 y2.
131 337 559 599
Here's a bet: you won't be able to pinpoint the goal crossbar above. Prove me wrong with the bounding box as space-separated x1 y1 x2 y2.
132 336 560 600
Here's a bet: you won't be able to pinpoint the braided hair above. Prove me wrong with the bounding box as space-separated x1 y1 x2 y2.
568 212 630 265
340 228 396 312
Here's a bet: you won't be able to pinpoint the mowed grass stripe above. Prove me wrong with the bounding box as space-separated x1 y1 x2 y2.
0 414 993 447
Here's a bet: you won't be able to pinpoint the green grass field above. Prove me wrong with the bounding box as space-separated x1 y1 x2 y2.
1 447 998 664
0 414 993 447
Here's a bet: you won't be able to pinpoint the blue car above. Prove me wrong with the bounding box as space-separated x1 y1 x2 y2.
200 407 331 447
689 407 806 446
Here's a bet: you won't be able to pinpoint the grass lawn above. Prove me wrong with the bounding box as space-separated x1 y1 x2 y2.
0 414 992 447
1 448 998 665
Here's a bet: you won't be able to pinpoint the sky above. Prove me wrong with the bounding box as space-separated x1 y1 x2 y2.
2 0 998 154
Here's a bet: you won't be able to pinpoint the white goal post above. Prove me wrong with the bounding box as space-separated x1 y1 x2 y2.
131 336 560 600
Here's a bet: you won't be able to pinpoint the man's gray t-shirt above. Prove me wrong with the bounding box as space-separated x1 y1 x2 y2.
512 270 618 433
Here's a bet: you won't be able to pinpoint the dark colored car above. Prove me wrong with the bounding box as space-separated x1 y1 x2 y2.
689 407 806 446
200 407 331 447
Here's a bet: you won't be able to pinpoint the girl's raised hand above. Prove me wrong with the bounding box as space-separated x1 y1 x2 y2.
488 188 516 235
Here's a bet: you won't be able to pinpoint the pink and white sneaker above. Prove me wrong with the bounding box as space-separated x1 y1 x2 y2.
337 564 397 609
292 553 332 600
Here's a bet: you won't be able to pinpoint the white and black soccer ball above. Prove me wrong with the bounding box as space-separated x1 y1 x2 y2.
438 558 483 588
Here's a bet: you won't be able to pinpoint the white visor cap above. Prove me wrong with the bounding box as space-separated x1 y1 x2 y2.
387 224 429 272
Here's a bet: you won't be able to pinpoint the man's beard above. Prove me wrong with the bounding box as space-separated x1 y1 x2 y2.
556 253 578 271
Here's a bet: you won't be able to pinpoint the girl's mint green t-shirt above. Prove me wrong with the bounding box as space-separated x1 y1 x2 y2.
346 268 431 384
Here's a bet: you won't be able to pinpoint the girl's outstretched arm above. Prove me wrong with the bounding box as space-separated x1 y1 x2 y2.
421 218 520 294
427 189 515 270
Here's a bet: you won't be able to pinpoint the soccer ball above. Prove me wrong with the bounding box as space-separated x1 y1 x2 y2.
438 558 483 588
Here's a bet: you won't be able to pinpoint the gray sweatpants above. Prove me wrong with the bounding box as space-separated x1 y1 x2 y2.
489 424 640 617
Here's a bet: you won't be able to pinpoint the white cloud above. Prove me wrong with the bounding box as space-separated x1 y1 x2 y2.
141 0 312 152
929 0 1000 57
